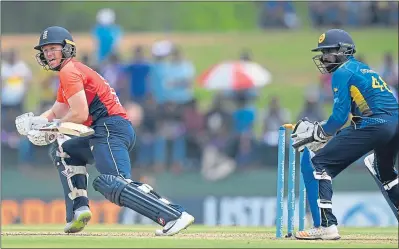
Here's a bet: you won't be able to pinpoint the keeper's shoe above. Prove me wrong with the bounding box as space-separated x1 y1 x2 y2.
154 211 194 236
295 225 341 240
64 206 92 233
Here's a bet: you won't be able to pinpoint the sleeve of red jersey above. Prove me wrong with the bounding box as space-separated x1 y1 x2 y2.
59 66 84 100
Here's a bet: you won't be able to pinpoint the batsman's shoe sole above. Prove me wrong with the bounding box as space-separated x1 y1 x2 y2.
64 210 92 234
155 212 195 236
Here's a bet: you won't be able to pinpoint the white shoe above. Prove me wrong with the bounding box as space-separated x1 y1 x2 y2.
64 206 92 233
155 212 194 236
295 225 340 240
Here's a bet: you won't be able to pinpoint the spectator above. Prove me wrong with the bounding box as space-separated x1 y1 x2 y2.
182 99 206 169
297 86 325 122
238 49 259 99
205 95 232 138
379 52 398 101
155 102 186 174
345 1 360 27
39 72 59 112
99 53 124 97
223 49 258 101
358 1 372 26
231 93 258 168
262 96 291 147
282 1 300 29
1 49 32 132
1 49 33 170
257 96 291 168
390 2 399 26
240 49 251 61
370 1 397 27
124 45 151 105
92 8 122 64
308 2 343 28
125 101 144 128
232 93 256 135
164 46 195 105
319 72 333 103
308 2 328 28
259 1 299 29
201 96 236 181
149 40 172 105
134 95 158 169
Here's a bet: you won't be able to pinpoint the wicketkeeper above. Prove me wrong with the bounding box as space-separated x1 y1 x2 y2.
15 26 194 236
290 29 399 240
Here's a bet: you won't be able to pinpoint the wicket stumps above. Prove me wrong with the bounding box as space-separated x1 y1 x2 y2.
276 124 306 238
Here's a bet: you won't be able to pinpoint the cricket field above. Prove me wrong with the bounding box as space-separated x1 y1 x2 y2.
1 225 398 248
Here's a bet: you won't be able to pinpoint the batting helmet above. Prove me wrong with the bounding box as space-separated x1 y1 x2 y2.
34 26 77 70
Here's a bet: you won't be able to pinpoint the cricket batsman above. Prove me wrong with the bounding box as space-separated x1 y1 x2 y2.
15 26 194 236
290 29 399 240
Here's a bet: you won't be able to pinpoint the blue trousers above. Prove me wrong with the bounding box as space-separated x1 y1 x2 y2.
311 114 399 227
50 116 136 222
62 116 136 178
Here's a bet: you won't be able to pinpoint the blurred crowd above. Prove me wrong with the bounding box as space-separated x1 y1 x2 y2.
2 6 398 181
259 1 398 29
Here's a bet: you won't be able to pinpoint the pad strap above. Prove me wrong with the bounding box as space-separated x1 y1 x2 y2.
313 171 332 181
384 178 399 191
317 199 332 209
68 188 88 200
57 148 88 200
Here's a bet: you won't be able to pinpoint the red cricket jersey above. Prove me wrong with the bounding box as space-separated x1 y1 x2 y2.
56 59 128 126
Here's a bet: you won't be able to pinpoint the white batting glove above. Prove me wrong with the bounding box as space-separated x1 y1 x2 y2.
15 112 49 136
39 119 61 131
27 130 57 146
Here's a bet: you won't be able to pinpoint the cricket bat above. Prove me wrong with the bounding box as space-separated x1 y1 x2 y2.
39 122 94 137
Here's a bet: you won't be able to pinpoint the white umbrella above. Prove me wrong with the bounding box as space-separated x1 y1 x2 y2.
198 61 272 90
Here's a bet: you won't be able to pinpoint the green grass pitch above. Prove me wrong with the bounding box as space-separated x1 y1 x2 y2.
2 225 398 248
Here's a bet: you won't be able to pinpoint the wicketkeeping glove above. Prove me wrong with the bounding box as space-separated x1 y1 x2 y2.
291 118 329 151
312 121 329 143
